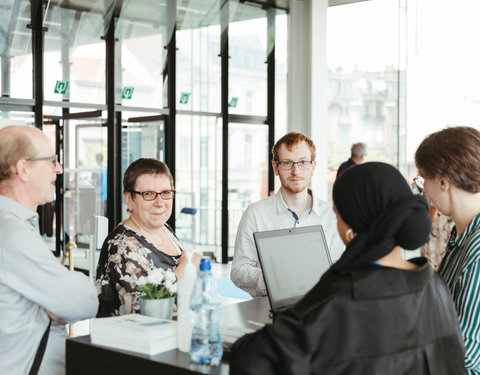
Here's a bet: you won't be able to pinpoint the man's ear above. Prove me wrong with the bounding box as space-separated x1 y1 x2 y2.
311 160 316 175
272 160 279 176
14 159 29 182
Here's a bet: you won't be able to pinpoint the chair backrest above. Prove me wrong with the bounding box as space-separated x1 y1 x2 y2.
180 207 197 215
90 215 109 281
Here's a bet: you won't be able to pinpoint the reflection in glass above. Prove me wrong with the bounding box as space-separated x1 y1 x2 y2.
228 123 269 256
175 115 222 256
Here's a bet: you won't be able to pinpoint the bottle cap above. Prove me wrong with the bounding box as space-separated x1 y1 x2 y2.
199 257 211 272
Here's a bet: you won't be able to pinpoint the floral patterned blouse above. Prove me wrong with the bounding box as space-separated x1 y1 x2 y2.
95 222 182 317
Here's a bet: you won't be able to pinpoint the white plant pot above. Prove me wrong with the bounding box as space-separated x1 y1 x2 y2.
139 296 174 320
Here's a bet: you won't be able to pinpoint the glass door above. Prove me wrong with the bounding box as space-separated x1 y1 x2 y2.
62 117 106 254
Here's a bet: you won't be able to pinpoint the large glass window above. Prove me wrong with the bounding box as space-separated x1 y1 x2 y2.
175 115 222 257
228 123 269 256
44 0 110 104
0 110 34 128
0 0 32 98
229 5 268 116
177 25 221 112
405 0 480 177
116 1 170 109
326 0 400 193
61 115 106 250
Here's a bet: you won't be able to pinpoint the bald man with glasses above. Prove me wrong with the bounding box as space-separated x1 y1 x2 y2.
231 132 345 297
0 126 98 375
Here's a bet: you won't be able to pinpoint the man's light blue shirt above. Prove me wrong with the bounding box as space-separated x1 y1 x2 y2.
0 196 98 375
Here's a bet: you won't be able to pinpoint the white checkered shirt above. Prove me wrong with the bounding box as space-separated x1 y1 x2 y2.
230 189 345 297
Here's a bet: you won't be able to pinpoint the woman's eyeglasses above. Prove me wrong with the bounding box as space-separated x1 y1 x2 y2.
131 190 175 201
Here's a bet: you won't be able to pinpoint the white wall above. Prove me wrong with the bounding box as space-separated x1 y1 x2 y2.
288 0 329 200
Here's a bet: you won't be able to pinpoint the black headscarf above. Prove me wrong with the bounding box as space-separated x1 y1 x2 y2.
332 162 431 271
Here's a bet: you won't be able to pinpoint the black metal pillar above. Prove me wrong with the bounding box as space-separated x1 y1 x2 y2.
106 15 121 231
55 119 64 256
31 0 43 129
267 9 275 195
221 3 229 264
165 0 177 231
1 57 10 97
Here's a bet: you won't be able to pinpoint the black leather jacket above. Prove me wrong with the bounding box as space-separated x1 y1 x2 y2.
231 258 465 375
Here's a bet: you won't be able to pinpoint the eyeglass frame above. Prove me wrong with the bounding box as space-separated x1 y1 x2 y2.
413 175 425 192
26 155 59 168
275 160 314 170
130 190 175 201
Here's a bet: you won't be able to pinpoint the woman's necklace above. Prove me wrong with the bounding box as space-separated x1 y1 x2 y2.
128 216 164 249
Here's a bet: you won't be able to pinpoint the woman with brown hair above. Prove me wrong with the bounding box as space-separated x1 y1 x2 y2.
95 158 200 317
415 126 480 373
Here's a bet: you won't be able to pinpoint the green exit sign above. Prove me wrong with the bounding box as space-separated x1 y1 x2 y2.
54 80 68 94
122 87 134 99
228 97 238 108
179 92 190 104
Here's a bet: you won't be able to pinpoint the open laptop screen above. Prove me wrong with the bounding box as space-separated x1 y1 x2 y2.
254 225 332 312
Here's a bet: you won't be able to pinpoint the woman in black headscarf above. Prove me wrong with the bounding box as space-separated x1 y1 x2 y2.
230 162 464 375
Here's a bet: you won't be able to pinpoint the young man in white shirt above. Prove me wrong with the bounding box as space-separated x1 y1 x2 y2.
231 131 345 297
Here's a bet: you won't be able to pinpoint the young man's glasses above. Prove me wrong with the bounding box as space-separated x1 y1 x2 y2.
131 190 175 201
275 160 313 170
26 155 59 168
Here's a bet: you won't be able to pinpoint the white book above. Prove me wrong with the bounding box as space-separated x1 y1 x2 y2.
91 333 177 355
91 314 178 348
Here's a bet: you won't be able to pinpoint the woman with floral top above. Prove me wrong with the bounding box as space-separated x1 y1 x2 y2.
95 158 201 317
415 126 480 374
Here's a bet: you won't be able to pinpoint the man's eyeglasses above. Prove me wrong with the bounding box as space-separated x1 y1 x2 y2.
131 190 175 201
26 155 59 168
275 160 313 170
413 176 424 193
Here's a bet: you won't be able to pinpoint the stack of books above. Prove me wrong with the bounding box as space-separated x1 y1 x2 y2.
90 314 178 355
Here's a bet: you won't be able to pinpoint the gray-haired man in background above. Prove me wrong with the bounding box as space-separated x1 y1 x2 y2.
336 142 367 179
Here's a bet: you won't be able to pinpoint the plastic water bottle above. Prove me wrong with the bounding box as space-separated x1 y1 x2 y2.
189 257 223 365
177 251 196 352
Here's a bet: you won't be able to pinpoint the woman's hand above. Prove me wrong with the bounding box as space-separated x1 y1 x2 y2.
191 252 202 269
173 251 202 279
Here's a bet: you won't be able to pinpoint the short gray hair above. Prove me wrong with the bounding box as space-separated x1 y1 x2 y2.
0 126 37 183
351 143 367 157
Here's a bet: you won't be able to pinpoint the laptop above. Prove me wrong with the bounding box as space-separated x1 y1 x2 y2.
253 225 332 314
